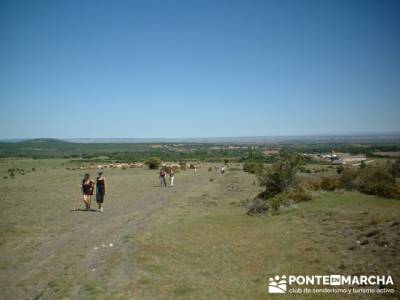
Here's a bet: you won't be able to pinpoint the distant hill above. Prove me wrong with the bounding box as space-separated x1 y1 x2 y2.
1 135 400 159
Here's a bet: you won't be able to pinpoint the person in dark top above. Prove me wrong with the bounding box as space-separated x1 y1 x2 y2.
96 171 106 212
159 168 167 187
82 173 95 210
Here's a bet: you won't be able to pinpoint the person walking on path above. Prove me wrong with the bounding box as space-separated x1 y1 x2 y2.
96 171 106 212
81 173 95 210
159 168 167 187
169 169 175 187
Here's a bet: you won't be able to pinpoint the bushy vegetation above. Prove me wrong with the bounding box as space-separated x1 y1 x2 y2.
248 151 309 215
320 177 339 191
320 162 400 199
242 162 264 174
287 186 312 203
256 151 303 200
146 158 162 169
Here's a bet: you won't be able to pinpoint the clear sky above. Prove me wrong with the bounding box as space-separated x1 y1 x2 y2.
0 0 399 139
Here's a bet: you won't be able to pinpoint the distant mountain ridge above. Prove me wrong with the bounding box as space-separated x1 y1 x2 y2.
1 133 400 145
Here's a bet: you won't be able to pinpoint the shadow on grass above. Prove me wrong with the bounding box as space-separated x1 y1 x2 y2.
70 208 98 212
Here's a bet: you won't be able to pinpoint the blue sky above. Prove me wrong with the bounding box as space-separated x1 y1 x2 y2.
0 0 399 139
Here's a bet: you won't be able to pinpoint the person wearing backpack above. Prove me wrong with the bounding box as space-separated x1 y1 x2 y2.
159 168 167 187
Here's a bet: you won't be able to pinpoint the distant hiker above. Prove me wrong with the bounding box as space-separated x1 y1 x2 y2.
96 171 106 212
221 166 225 174
159 168 167 187
82 173 95 210
169 169 175 187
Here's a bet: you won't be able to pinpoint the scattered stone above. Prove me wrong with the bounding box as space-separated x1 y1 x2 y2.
94 246 98 250
347 246 356 251
360 239 369 245
109 243 114 247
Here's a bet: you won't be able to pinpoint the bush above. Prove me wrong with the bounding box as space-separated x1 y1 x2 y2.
288 187 312 202
358 166 399 198
243 162 264 174
208 167 213 172
247 198 269 215
224 159 229 165
336 165 344 174
268 194 287 214
179 162 187 171
389 158 400 178
257 151 303 199
321 177 340 191
146 158 162 169
339 168 359 190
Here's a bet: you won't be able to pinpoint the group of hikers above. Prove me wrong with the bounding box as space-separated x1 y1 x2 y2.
80 167 178 211
159 168 175 187
81 171 106 212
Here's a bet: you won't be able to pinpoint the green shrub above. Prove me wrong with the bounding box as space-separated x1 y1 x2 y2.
146 158 162 170
288 187 312 202
208 167 212 172
389 158 400 178
243 162 264 174
268 194 285 214
339 168 359 190
359 166 399 198
321 177 340 191
246 198 269 215
336 165 344 174
257 151 303 199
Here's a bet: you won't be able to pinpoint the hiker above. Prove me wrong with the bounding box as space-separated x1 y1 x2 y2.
96 171 106 212
159 168 167 187
82 173 95 210
221 166 225 174
169 169 175 187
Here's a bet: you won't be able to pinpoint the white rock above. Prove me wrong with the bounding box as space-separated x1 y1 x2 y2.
109 243 114 247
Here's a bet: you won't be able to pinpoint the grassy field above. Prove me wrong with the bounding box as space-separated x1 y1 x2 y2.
0 158 399 299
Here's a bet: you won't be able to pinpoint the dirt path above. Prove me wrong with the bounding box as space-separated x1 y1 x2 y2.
0 167 212 299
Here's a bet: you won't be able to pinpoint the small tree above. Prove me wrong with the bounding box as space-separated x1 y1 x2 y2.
336 165 344 174
146 158 161 170
257 151 303 199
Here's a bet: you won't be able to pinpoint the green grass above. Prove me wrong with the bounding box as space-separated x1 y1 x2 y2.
0 158 399 299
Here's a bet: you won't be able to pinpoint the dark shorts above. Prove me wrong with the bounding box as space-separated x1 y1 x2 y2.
96 187 105 203
83 189 93 196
